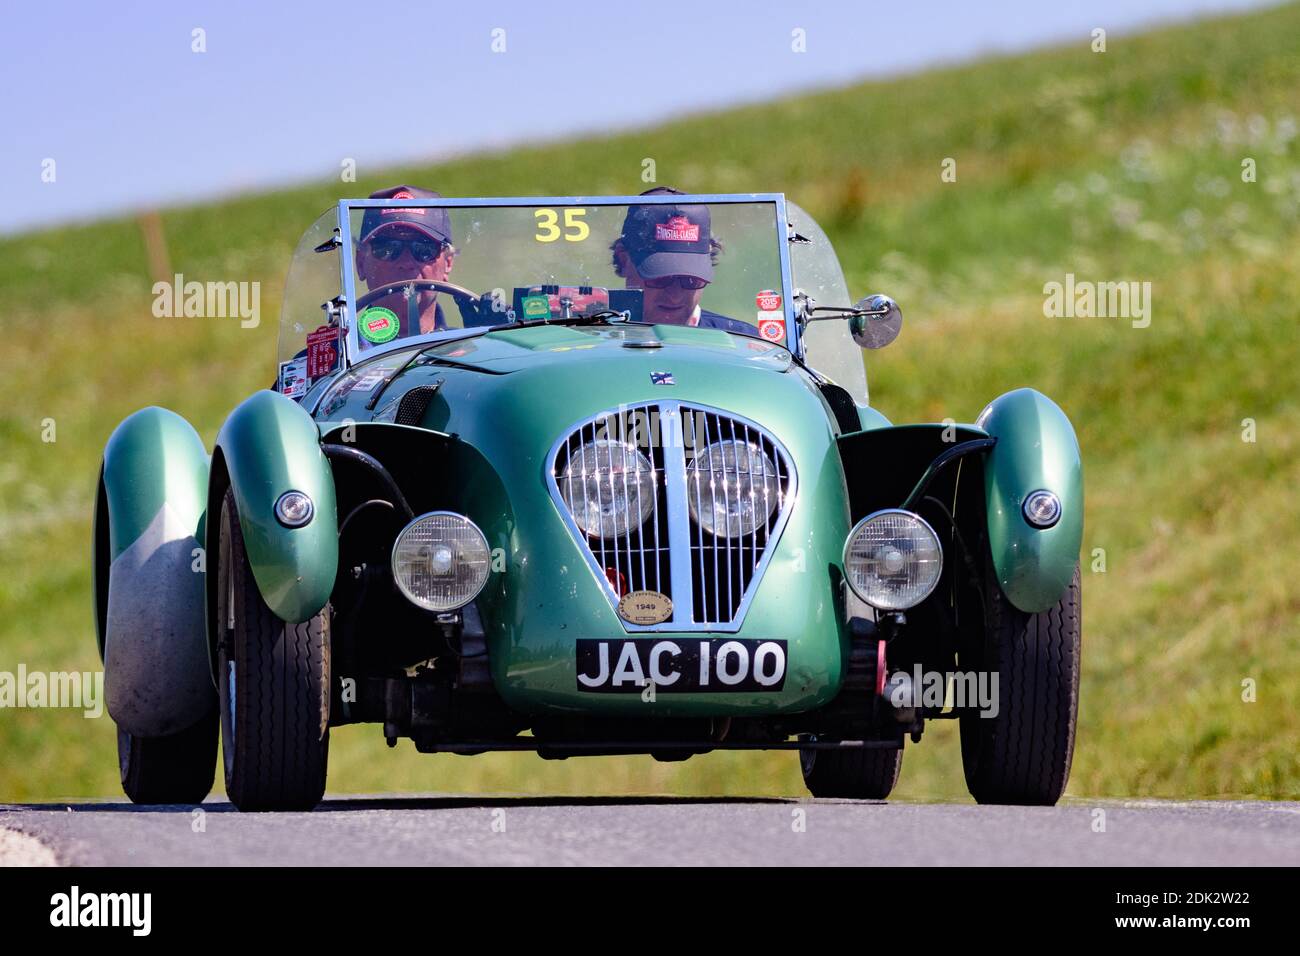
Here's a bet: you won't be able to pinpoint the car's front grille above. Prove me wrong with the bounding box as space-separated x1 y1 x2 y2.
548 402 796 631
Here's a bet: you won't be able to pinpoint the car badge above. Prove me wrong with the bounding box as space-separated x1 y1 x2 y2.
650 371 675 386
617 590 674 626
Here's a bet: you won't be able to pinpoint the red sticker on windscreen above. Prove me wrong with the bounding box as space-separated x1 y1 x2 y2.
756 289 782 311
758 315 786 341
306 325 339 379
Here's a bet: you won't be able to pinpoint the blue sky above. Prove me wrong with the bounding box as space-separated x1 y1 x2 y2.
0 0 1276 234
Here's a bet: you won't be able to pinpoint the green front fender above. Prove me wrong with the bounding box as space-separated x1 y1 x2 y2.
95 407 210 658
95 406 216 735
215 390 337 622
978 388 1083 612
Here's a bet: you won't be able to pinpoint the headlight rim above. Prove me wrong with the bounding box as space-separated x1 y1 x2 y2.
390 510 492 613
560 438 657 540
842 507 944 611
685 437 781 539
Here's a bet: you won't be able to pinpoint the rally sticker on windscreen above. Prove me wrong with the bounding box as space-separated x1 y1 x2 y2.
359 306 400 344
757 311 785 341
305 324 340 379
576 638 786 692
278 357 308 399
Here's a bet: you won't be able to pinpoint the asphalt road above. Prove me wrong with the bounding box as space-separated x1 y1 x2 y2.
3 796 1298 866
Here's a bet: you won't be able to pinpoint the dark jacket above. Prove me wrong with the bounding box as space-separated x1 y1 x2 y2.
696 308 757 335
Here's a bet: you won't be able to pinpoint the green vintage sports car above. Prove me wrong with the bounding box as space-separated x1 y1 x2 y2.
93 193 1083 810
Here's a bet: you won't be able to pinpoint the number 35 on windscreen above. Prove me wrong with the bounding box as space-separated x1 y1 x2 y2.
535 208 589 242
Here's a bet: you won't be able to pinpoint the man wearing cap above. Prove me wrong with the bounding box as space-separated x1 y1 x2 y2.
610 187 755 334
356 185 457 344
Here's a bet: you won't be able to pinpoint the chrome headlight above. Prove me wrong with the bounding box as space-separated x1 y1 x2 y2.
391 512 491 612
844 509 943 610
687 440 781 538
560 440 656 539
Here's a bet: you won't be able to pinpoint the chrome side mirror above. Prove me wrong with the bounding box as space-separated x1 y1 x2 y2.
848 294 902 349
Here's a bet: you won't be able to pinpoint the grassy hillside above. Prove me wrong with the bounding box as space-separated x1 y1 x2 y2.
2 4 1298 802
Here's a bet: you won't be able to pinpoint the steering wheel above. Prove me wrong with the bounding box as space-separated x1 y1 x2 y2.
355 279 487 333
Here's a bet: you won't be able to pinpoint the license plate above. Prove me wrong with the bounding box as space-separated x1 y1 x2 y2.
576 638 787 693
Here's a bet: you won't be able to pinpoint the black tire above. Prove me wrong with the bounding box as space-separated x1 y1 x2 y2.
960 559 1081 806
117 707 218 805
216 489 330 811
800 742 903 799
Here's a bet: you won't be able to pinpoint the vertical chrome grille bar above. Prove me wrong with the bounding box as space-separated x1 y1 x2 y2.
732 418 744 580
609 412 623 594
563 430 577 561
735 418 750 600
660 402 694 626
774 436 785 538
715 412 733 619
693 410 708 622
745 421 759 573
605 416 616 595
588 420 606 577
774 427 786 518
629 407 647 591
702 411 716 624
649 406 663 594
687 409 706 620
761 433 774 552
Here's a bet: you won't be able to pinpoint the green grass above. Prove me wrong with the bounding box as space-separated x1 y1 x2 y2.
2 4 1299 802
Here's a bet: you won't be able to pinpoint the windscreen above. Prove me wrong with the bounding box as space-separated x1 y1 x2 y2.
342 199 788 354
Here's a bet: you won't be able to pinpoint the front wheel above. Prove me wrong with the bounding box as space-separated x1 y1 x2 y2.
959 561 1081 806
216 489 331 811
799 741 903 799
117 708 218 804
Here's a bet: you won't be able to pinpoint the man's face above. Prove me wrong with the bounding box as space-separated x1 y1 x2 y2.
355 227 455 333
621 254 707 325
356 226 453 300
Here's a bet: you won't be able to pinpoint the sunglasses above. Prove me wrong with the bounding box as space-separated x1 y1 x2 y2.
367 236 445 263
641 274 709 290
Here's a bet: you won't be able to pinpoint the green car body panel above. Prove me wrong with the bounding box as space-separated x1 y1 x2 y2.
97 407 209 567
978 387 1084 613
95 406 216 735
854 404 893 432
214 389 339 623
315 324 853 716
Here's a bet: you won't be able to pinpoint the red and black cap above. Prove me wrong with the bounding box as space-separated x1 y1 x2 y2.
359 185 453 245
619 188 713 282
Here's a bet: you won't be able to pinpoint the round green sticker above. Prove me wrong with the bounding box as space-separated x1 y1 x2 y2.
359 307 400 344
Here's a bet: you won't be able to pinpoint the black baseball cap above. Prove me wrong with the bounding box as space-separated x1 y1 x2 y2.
619 189 713 282
359 185 453 245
